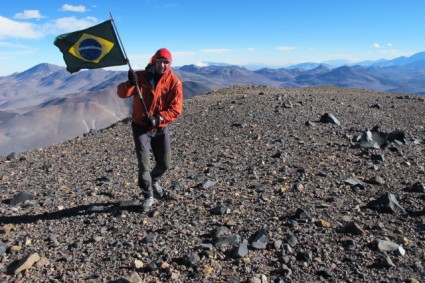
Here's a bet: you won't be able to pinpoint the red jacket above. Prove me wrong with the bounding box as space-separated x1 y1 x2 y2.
117 68 183 128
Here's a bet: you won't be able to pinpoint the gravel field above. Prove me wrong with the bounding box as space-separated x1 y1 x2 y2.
1 85 424 283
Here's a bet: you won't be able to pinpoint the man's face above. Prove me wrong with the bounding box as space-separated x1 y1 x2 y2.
155 58 171 75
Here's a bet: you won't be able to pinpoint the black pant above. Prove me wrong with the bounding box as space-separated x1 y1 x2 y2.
132 123 171 198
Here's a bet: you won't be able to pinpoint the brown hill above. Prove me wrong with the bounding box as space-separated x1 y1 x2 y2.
0 85 424 282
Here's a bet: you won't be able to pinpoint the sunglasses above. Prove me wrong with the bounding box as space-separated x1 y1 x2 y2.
155 58 171 64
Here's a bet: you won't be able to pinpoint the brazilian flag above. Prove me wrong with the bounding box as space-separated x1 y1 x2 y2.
54 20 127 73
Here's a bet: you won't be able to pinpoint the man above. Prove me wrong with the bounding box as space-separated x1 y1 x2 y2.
117 48 183 211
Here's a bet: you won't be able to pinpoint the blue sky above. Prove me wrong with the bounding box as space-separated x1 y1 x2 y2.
1 0 425 76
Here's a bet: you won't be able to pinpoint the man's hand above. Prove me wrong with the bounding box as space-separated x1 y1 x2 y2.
127 69 138 86
144 115 158 128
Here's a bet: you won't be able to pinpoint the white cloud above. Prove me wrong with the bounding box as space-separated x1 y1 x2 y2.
0 16 98 39
0 41 30 48
0 49 35 59
378 49 408 56
247 48 257 52
0 16 42 39
14 10 46 20
194 61 209 67
173 51 196 57
60 4 87 12
0 41 37 60
276 46 296 52
200 48 230 53
372 43 406 57
47 16 98 33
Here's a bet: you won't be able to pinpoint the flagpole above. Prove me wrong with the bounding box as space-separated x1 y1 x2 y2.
109 12 149 116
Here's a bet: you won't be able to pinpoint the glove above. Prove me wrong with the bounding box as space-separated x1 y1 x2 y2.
127 69 138 86
144 115 158 128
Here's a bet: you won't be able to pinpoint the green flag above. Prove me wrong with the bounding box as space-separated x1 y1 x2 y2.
54 20 127 73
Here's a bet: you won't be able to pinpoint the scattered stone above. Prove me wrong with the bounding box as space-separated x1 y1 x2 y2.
250 229 268 250
202 266 214 278
387 129 406 144
210 205 231 215
230 242 249 259
117 272 143 283
316 267 333 278
181 252 201 267
365 175 385 185
141 234 156 244
8 245 22 253
145 261 158 271
213 234 241 248
371 154 385 162
370 239 406 256
199 243 213 250
286 235 298 247
344 177 364 189
6 152 19 161
9 191 35 206
0 224 14 234
342 221 366 236
405 278 421 283
316 219 331 228
273 240 282 250
366 192 405 214
228 275 241 283
198 179 217 189
405 182 425 193
343 239 357 251
319 113 340 125
296 250 313 261
371 255 395 269
293 208 311 221
0 85 423 282
211 226 231 237
0 240 6 256
271 151 283 158
11 253 41 275
225 219 237 226
133 259 144 269
416 224 425 232
305 121 316 127
35 257 50 269
370 103 382 109
248 274 268 283
359 129 387 149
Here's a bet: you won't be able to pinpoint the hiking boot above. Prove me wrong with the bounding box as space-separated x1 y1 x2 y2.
142 196 154 212
153 182 165 198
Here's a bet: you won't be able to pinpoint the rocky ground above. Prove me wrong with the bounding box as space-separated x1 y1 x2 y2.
0 85 424 283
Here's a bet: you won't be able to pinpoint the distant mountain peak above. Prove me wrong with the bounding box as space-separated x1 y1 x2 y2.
178 64 202 72
286 62 332 70
25 63 63 73
14 63 64 80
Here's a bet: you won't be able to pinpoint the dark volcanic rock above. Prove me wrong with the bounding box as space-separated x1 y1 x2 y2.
366 192 406 214
319 112 340 125
9 192 35 206
0 85 424 282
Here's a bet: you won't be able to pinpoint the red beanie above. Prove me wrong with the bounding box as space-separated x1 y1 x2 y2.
154 48 172 61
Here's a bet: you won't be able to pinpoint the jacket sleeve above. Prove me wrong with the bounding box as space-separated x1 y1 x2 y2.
117 81 136 98
158 80 183 126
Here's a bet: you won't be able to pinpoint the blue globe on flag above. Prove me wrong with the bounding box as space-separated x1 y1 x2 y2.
79 39 103 61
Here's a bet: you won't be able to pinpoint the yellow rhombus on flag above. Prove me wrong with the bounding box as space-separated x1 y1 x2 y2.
54 20 127 73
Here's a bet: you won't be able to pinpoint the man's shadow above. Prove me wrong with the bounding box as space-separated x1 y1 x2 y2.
0 199 143 225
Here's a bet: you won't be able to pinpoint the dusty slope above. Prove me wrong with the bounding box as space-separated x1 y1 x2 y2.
0 85 424 282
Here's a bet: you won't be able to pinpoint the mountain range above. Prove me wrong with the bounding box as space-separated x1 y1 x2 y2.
1 51 425 155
